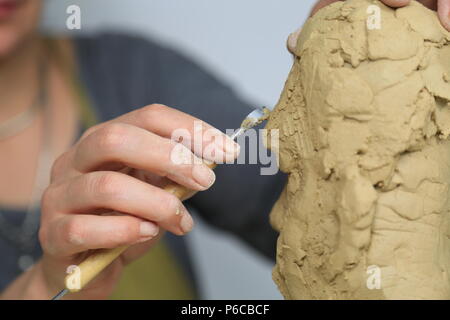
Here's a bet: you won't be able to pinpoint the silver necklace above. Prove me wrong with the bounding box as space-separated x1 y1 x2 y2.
0 80 44 141
0 59 53 271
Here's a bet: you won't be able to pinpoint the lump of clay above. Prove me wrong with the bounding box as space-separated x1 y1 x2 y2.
266 0 450 299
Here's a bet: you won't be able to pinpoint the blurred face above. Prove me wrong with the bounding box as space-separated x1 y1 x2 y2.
0 0 42 58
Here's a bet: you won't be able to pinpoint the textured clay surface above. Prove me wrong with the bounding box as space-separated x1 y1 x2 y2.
266 0 450 299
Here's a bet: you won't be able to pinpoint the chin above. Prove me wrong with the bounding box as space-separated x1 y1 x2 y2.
0 27 26 58
0 0 42 59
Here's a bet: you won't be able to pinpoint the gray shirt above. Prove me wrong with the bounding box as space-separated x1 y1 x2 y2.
0 33 285 294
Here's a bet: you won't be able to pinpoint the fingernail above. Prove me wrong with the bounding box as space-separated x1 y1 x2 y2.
222 135 240 156
209 129 240 157
192 165 216 189
180 213 194 234
136 236 154 244
140 221 159 237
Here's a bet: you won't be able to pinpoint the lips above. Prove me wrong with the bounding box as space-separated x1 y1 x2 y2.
0 0 21 19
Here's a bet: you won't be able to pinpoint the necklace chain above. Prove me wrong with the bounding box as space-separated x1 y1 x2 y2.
0 58 52 255
0 68 46 141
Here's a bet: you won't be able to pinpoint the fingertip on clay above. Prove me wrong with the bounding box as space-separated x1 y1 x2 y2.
381 0 411 8
310 0 342 17
437 0 450 31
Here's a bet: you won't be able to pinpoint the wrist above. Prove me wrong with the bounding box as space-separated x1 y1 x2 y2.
0 260 54 300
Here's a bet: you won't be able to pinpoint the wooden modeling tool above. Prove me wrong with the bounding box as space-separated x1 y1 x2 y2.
52 107 270 300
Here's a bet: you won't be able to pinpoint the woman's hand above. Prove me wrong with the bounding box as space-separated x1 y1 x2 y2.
288 0 450 53
36 104 239 299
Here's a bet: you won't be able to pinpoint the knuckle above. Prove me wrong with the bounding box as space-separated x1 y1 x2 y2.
140 104 168 121
147 103 168 114
96 123 129 151
88 172 124 199
64 218 85 246
38 224 57 255
80 123 103 140
38 224 58 255
40 186 57 215
50 151 70 182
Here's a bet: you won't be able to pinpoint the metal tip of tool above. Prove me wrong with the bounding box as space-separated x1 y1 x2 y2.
231 107 271 141
240 107 271 130
52 289 69 300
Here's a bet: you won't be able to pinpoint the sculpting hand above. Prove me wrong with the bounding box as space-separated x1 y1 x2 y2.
35 104 239 299
288 0 450 53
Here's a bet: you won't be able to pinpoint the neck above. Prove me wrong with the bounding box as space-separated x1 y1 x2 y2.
0 34 43 121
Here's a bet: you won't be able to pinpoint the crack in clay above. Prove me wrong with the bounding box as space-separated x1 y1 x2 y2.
266 0 450 299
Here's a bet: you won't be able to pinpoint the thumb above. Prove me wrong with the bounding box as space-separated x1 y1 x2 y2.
437 0 450 31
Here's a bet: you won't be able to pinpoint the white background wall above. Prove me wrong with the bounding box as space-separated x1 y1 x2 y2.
42 0 316 299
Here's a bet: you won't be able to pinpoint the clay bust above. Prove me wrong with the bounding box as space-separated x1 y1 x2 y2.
266 0 450 299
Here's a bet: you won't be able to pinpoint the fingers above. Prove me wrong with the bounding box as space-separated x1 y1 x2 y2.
86 104 240 163
380 0 411 7
127 104 239 162
288 0 340 55
310 0 342 16
42 171 194 236
378 0 447 29
40 214 159 257
289 0 342 55
304 0 449 55
309 0 411 17
438 0 450 31
73 122 216 191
